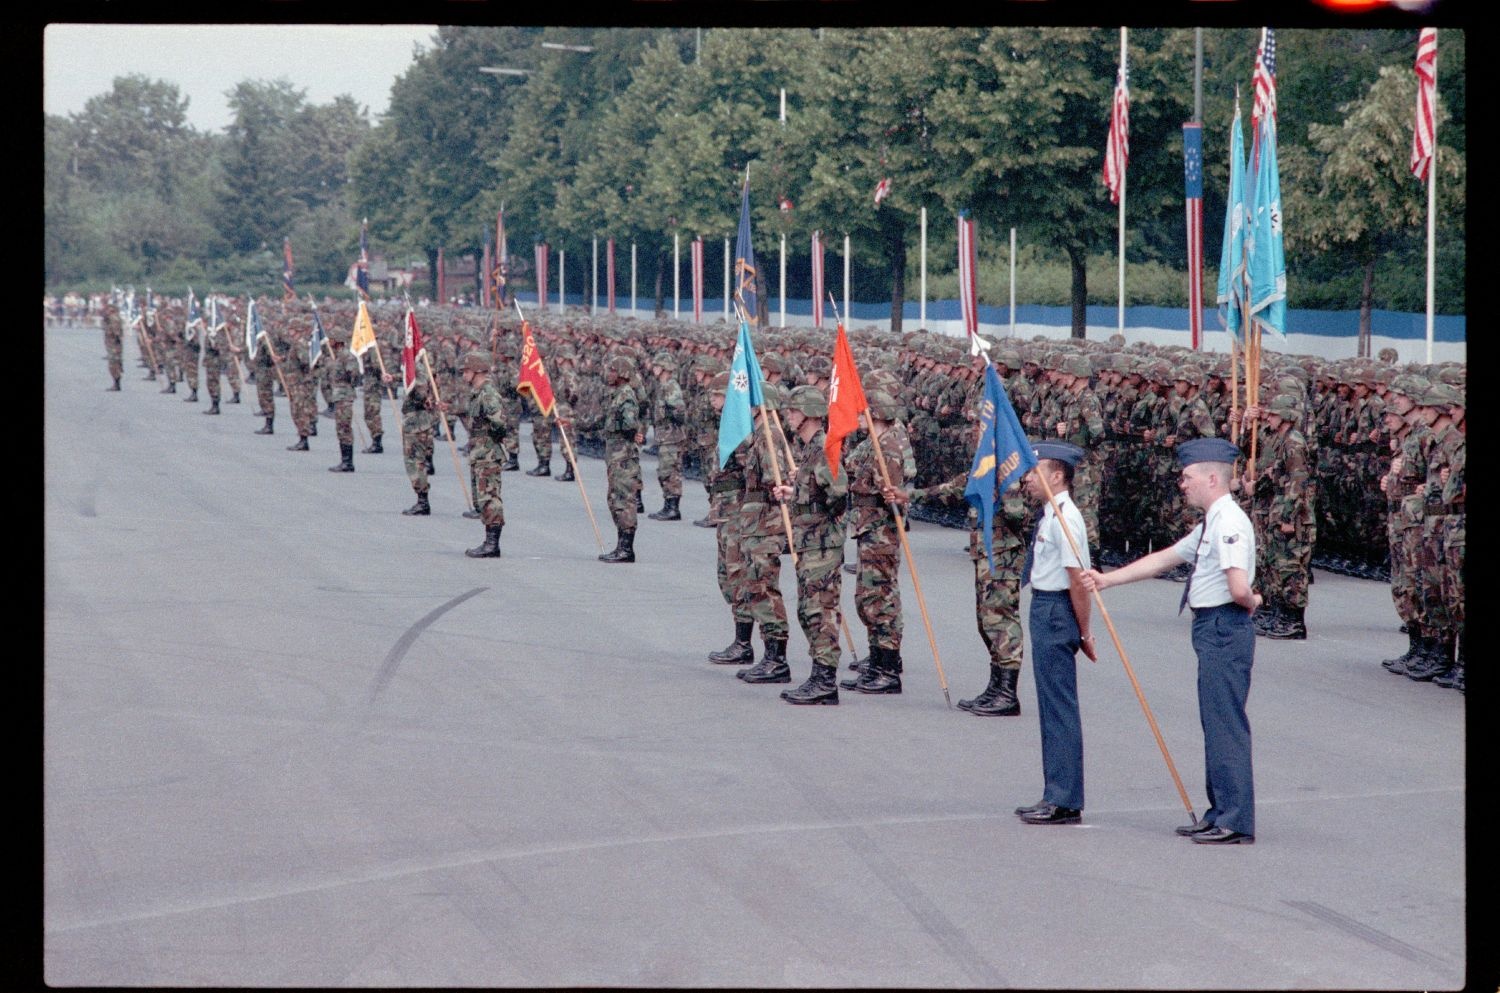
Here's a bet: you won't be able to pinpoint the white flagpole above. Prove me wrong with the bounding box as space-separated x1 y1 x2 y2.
843 234 851 328
1424 39 1438 364
631 242 637 317
1117 26 1128 336
673 233 680 321
723 237 731 323
920 207 927 328
591 238 598 317
1010 226 1017 338
779 234 786 327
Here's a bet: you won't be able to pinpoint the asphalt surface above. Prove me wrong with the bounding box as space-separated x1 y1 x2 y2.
44 324 1468 988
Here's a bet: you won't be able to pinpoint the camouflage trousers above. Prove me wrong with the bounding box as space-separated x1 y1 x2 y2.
502 408 521 460
290 374 317 436
739 530 790 641
1387 511 1423 624
975 546 1025 671
203 351 235 401
1420 515 1456 634
255 363 276 415
334 397 355 445
471 449 506 528
362 385 383 437
177 340 198 389
854 522 903 651
717 514 750 621
1073 458 1102 554
105 331 123 380
1259 526 1312 611
604 436 641 530
794 545 844 670
656 442 683 498
531 413 554 461
1442 516 1464 632
403 416 433 494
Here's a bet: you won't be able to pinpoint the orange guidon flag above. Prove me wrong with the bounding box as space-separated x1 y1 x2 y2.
515 321 556 417
824 322 868 479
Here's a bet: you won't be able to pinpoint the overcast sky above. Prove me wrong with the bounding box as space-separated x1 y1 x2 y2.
44 24 440 132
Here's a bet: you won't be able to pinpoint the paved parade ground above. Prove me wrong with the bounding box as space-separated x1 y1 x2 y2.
43 324 1469 988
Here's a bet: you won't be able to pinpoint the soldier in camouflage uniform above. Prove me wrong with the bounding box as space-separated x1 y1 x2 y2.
1379 376 1431 674
598 354 642 563
200 299 236 415
734 383 794 684
647 350 688 521
771 385 849 704
284 320 318 451
524 333 556 477
325 327 360 472
392 361 437 516
251 307 280 434
359 363 385 455
915 398 1031 717
690 357 723 526
103 301 123 390
176 305 200 402
1244 393 1313 639
492 333 523 471
1403 382 1464 682
1050 354 1106 556
705 372 759 666
839 387 916 695
457 349 507 557
1433 404 1465 692
550 347 580 482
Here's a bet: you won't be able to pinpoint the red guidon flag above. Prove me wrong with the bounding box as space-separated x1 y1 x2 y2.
515 321 556 417
401 307 426 393
824 322 868 479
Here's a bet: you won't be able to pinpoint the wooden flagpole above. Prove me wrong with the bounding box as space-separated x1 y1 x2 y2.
133 314 162 379
733 301 799 569
369 341 405 453
1031 464 1199 822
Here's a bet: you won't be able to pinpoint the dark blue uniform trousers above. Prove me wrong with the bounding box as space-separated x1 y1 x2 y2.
1191 603 1256 836
1030 590 1084 811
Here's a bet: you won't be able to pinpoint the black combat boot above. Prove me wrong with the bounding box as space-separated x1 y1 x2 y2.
425 452 435 476
1264 605 1306 640
323 403 335 418
162 381 176 394
781 662 839 705
709 621 755 665
527 460 551 477
1252 603 1280 636
465 524 502 558
598 528 636 564
649 497 681 521
958 666 1005 712
144 369 157 380
203 398 220 414
402 491 431 516
855 646 903 695
109 376 121 391
1383 623 1423 674
254 417 274 435
1434 633 1464 690
840 651 872 689
1405 634 1454 682
503 452 520 471
287 435 309 451
739 639 791 683
970 668 1021 716
693 514 715 528
230 391 240 404
184 388 198 402
636 491 645 513
556 461 575 482
329 443 355 472
362 434 383 454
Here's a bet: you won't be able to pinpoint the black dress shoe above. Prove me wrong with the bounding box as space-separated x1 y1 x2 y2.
1014 801 1048 817
1174 819 1217 836
1020 802 1081 825
1191 826 1253 845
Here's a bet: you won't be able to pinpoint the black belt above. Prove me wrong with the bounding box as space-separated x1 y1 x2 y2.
709 480 743 495
851 494 885 507
1032 589 1070 599
1190 602 1247 617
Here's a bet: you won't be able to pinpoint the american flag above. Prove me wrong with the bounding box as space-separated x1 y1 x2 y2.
1102 65 1129 205
957 211 978 339
1183 122 1204 350
811 231 825 329
607 238 617 314
691 237 704 324
1410 28 1437 182
535 243 549 311
873 177 891 206
1251 28 1276 165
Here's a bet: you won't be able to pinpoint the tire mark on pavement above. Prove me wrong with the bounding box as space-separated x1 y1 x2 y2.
369 587 488 703
1283 900 1455 971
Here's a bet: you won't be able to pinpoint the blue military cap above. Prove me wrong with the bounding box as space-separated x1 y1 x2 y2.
1032 441 1085 466
1176 437 1241 467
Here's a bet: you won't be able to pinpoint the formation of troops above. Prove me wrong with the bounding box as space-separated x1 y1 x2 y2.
92 289 1465 700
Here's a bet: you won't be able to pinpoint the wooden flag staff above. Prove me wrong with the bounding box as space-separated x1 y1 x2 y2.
733 300 800 570
420 348 474 512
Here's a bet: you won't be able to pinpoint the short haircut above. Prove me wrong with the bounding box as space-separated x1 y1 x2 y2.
1041 457 1075 487
1191 460 1235 486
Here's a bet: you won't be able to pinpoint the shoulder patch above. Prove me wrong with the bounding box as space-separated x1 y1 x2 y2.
1222 534 1238 544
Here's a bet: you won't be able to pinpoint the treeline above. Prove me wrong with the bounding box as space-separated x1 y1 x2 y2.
44 26 1466 330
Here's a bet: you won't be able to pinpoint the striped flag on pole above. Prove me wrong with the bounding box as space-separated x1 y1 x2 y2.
282 237 295 301
495 208 508 306
957 211 978 339
1103 64 1130 205
607 238 617 314
1251 28 1276 167
691 237 704 324
535 244 548 310
811 231 825 329
1411 28 1437 182
480 234 492 309
1183 122 1204 350
873 177 891 206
